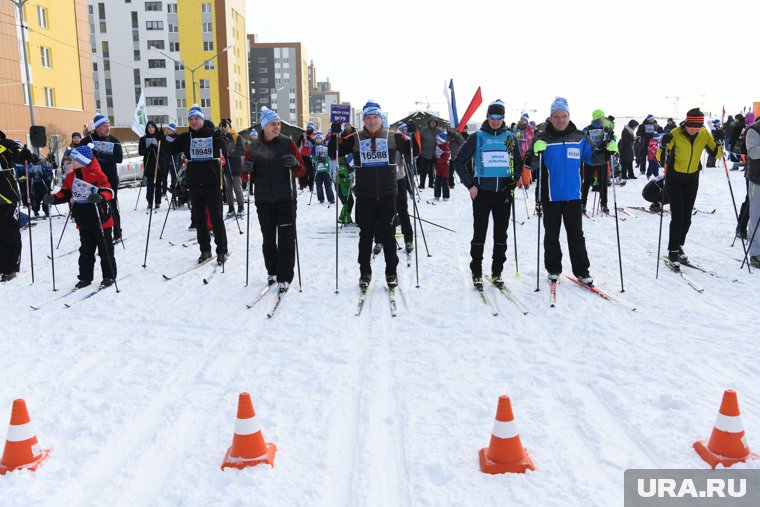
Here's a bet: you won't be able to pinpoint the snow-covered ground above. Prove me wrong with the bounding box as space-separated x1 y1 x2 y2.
1 158 758 507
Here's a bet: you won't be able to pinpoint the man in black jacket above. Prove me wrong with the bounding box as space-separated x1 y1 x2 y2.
0 131 22 282
138 121 165 209
220 119 246 216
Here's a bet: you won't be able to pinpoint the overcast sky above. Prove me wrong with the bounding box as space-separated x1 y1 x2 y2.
246 0 760 125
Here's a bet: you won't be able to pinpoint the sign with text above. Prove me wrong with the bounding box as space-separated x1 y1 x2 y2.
625 469 760 506
330 104 351 123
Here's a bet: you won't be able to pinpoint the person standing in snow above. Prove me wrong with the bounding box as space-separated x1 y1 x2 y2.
311 132 335 204
745 116 760 268
659 108 722 268
433 132 450 201
636 114 657 174
138 121 165 210
0 131 22 282
581 109 614 214
418 118 441 189
619 119 639 179
242 107 306 292
297 122 317 192
453 99 522 290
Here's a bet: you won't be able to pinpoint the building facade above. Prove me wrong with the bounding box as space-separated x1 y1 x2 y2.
87 0 249 137
0 0 94 147
247 36 308 127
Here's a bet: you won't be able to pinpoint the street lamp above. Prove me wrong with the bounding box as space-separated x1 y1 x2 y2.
150 44 232 105
11 0 36 152
227 86 253 123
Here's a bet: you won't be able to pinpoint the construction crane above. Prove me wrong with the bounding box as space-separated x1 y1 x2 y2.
414 96 443 113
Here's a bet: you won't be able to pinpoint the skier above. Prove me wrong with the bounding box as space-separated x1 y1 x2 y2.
514 113 535 188
80 114 124 242
242 107 306 292
433 132 450 201
659 108 722 268
311 132 335 204
453 99 522 289
29 163 53 218
0 131 22 282
525 97 614 285
619 119 639 179
745 115 760 268
219 119 246 217
164 105 230 265
641 175 669 212
581 109 614 214
418 118 441 189
138 121 165 209
706 119 723 168
636 114 657 174
297 122 316 192
332 122 357 224
43 145 117 288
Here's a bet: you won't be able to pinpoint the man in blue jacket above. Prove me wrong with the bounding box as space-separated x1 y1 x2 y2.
453 99 523 289
525 97 617 286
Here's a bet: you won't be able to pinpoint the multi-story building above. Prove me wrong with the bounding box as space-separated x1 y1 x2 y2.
306 61 343 131
0 0 94 147
247 36 308 128
87 0 249 137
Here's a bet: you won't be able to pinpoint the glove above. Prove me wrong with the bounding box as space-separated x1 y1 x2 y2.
43 193 55 205
662 133 673 145
606 140 619 153
87 192 103 204
713 131 725 142
533 140 547 154
242 160 254 173
282 153 299 168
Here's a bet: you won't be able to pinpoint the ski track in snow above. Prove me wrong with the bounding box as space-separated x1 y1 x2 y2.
2 156 759 507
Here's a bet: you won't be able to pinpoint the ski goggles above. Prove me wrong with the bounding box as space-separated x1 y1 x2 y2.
488 114 504 120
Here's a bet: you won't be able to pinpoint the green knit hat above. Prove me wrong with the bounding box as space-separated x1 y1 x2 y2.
592 109 605 121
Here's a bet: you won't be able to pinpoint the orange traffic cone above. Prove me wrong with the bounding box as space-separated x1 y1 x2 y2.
0 399 50 475
694 389 755 469
221 392 276 471
479 395 535 474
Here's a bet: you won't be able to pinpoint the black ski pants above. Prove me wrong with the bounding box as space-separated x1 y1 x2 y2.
665 176 699 252
256 200 297 283
78 227 116 281
542 199 590 276
190 185 228 255
470 189 511 277
357 195 398 276
418 157 434 188
581 163 608 209
0 204 21 273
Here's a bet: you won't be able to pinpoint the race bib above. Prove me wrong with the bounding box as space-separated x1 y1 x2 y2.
145 138 158 148
72 177 98 203
93 141 115 154
314 145 328 158
567 147 580 159
481 151 510 168
190 137 213 161
359 138 389 168
645 124 655 134
587 129 603 144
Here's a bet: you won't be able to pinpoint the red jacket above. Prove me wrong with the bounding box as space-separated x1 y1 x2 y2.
434 141 450 177
53 158 114 230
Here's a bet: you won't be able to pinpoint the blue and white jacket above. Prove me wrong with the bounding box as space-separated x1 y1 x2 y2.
527 121 607 202
453 121 523 193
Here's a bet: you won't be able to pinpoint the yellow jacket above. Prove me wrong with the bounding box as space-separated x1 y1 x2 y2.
664 127 722 176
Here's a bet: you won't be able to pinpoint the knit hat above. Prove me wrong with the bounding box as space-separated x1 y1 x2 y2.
72 131 82 138
628 119 640 128
645 114 655 122
307 122 315 130
315 131 324 141
70 145 94 166
436 132 447 144
250 129 258 137
520 113 529 121
362 99 382 118
712 119 721 125
397 122 407 133
550 97 569 116
486 99 505 117
683 108 705 128
259 106 280 128
187 104 205 121
93 113 109 129
166 123 176 132
746 112 756 124
592 109 605 121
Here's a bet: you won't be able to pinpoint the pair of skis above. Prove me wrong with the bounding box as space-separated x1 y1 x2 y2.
30 274 129 311
661 258 708 292
245 282 288 318
355 284 397 317
548 275 637 311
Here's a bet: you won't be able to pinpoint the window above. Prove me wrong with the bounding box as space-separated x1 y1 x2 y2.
37 6 48 28
100 21 107 33
146 21 163 31
106 97 113 109
144 77 167 87
96 99 101 110
202 22 212 33
146 97 168 106
177 116 187 127
44 87 55 107
40 47 51 68
167 3 178 14
201 3 212 13
133 50 140 61
169 42 179 52
176 98 186 108
204 60 214 70
174 61 184 71
92 62 98 72
148 59 166 69
258 77 268 84
135 88 141 103
168 23 178 33
103 59 110 71
258 88 269 94
101 41 109 58
147 40 164 50
131 12 138 28
175 79 185 89
148 115 169 125
257 57 267 63
203 41 214 51
200 98 211 108
199 79 210 89
133 69 140 85
132 30 139 42
98 2 105 20
145 2 162 12
105 79 112 95
257 67 267 73
88 5 93 15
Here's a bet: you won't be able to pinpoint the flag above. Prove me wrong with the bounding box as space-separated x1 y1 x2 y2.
457 86 483 133
444 80 453 127
721 105 725 124
449 79 459 128
131 91 147 138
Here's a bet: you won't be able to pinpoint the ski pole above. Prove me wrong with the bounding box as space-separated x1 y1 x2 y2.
56 207 71 249
92 195 119 293
741 211 760 270
521 184 530 220
24 162 34 283
224 160 243 235
134 177 145 210
655 179 666 279
334 162 339 294
47 194 56 291
721 155 751 272
511 189 519 277
408 214 456 233
535 153 543 292
406 161 420 288
609 159 625 292
245 177 251 287
288 171 302 292
141 140 161 268
160 164 186 240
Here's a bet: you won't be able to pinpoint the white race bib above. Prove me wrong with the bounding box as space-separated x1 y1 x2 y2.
645 124 655 134
72 177 98 203
93 141 115 154
587 129 603 144
145 138 158 148
567 147 580 159
359 138 389 168
481 151 510 168
190 137 213 161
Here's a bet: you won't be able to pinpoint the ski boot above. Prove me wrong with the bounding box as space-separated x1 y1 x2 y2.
548 273 560 283
198 251 212 264
267 274 277 286
226 208 236 217
750 256 760 269
278 281 289 293
668 251 681 269
359 273 372 290
472 274 484 290
386 273 398 289
0 272 17 282
405 241 414 254
575 273 594 286
75 279 92 289
100 278 115 288
676 247 689 264
217 252 229 265
491 275 504 290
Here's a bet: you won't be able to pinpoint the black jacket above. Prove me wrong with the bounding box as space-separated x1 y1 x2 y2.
619 126 636 162
80 133 123 186
244 134 304 203
164 125 227 188
349 127 398 200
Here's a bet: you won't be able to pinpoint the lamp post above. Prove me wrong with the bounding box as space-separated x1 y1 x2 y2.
150 44 232 107
227 86 252 124
11 0 36 150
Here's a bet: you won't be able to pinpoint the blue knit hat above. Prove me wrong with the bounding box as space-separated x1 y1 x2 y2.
93 113 109 129
436 132 447 144
307 122 315 130
362 99 382 118
166 123 177 132
259 107 280 128
646 114 654 121
315 131 324 141
712 119 721 125
187 104 205 121
550 97 569 116
71 145 94 166
520 113 530 121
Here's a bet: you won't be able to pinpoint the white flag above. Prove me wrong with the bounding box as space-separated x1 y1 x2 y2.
131 91 147 138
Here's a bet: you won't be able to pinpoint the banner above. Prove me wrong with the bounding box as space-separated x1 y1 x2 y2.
449 79 459 128
457 87 483 133
131 91 147 138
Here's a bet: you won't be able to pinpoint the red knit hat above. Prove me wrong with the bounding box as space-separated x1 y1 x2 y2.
684 108 705 128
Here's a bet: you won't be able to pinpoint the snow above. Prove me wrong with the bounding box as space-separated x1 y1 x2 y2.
1 158 758 507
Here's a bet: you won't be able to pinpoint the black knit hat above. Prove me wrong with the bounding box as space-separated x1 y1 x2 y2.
486 99 506 117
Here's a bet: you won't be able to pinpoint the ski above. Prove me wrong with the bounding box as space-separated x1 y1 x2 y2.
680 260 721 278
266 289 286 318
30 286 81 310
662 258 705 292
692 208 716 215
564 275 637 311
485 277 529 315
246 283 274 308
627 206 669 215
388 287 397 317
202 264 219 284
476 287 498 316
162 257 215 280
616 207 634 217
549 279 558 308
355 286 369 316
63 275 130 308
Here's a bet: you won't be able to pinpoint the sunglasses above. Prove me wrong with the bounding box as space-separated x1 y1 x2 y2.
488 114 504 120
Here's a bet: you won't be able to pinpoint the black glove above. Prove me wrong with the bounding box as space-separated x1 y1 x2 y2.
282 154 299 168
242 160 254 173
87 192 103 204
662 133 673 145
43 193 55 205
331 121 342 134
713 130 725 142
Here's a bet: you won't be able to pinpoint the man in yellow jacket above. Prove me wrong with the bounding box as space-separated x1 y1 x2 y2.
660 108 722 267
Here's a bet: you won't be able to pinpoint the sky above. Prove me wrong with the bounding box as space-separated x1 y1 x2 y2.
246 0 760 126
